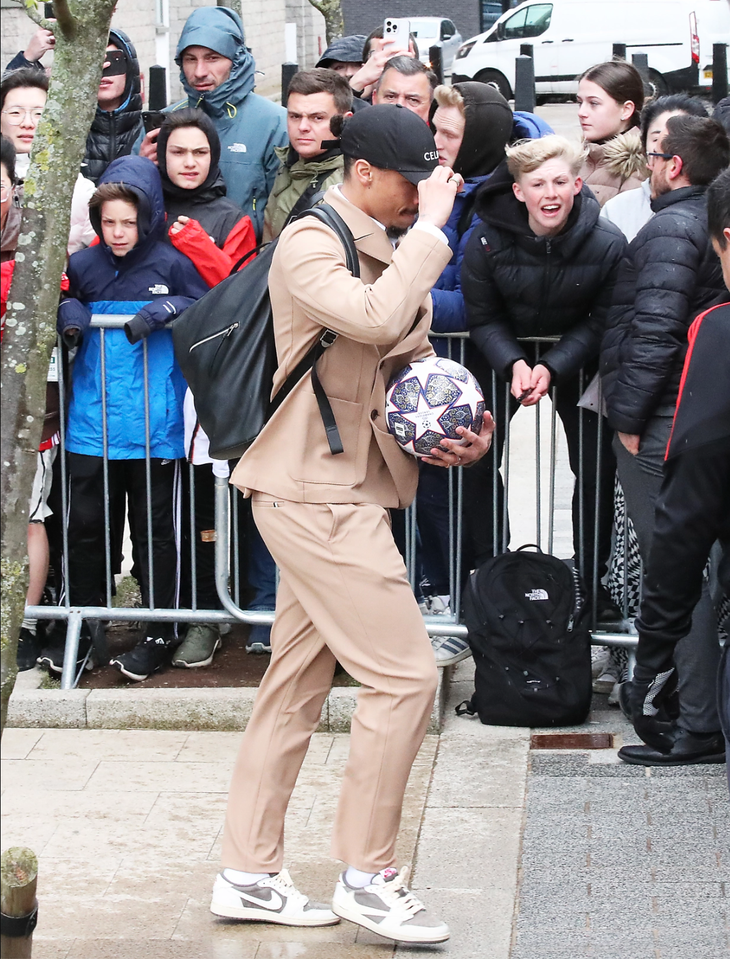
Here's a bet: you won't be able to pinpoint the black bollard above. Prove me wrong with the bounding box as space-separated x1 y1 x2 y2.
429 44 444 86
514 54 535 113
281 62 298 105
712 43 728 103
612 43 626 61
520 43 533 59
148 65 167 110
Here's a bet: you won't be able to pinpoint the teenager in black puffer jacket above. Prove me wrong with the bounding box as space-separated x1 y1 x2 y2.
462 135 626 614
83 30 143 185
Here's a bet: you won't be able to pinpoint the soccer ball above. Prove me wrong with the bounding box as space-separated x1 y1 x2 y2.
385 356 485 458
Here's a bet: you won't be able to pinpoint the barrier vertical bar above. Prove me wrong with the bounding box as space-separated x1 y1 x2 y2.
592 400 603 622
232 485 241 607
188 461 197 610
502 380 511 553
143 339 154 608
547 384 557 554
534 342 542 548
577 368 585 590
492 369 499 557
56 337 70 607
99 329 113 609
60 609 86 690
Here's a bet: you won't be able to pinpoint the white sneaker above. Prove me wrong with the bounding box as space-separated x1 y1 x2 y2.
332 866 450 943
211 869 340 926
593 669 618 696
431 634 472 667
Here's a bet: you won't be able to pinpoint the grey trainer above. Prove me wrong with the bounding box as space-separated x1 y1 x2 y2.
171 624 221 668
332 866 450 943
210 869 340 926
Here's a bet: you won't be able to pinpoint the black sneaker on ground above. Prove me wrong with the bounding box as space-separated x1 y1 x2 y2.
110 635 173 682
17 627 44 671
37 628 94 676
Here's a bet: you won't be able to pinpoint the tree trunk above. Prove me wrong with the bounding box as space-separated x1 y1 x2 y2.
1 0 116 735
305 0 344 45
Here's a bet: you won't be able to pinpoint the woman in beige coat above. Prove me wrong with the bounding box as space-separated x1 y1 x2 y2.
577 60 648 207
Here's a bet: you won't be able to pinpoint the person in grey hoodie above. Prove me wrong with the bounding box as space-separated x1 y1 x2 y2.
136 6 287 238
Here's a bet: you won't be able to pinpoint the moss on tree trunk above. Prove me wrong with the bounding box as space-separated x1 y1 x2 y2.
1 0 116 734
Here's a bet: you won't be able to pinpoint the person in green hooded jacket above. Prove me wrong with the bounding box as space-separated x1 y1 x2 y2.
136 6 287 239
262 68 354 242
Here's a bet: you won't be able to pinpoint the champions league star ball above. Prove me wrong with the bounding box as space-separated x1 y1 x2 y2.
385 357 485 458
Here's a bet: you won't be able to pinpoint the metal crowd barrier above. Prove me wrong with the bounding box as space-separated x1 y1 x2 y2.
25 321 637 690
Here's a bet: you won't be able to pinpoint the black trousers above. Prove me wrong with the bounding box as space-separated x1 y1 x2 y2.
66 454 179 624
463 366 615 585
635 442 730 735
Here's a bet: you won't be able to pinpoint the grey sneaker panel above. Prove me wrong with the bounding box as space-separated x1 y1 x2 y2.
402 911 443 928
352 890 389 911
231 882 286 914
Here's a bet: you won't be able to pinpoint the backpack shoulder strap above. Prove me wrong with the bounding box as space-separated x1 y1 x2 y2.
269 203 361 455
296 203 361 278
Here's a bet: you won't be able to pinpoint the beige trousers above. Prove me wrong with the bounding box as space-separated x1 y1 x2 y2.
221 493 438 873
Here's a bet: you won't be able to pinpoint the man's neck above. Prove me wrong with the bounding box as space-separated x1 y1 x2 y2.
99 98 125 113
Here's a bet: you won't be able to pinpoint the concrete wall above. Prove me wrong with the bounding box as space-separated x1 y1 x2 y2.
1 0 324 105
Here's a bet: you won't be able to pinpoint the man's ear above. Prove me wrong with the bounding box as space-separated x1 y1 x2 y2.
668 154 684 181
353 158 373 185
512 180 525 204
573 176 583 196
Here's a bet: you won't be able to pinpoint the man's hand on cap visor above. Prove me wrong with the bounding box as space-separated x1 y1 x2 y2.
416 166 462 230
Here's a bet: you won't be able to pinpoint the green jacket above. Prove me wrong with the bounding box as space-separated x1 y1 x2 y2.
263 146 345 241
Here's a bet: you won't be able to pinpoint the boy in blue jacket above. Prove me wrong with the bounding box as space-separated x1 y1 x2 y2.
38 155 208 681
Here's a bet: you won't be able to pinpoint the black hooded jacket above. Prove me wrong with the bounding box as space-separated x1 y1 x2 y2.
156 112 244 247
83 30 143 185
461 161 627 382
600 185 726 435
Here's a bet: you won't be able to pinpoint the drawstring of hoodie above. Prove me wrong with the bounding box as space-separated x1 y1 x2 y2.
193 95 237 120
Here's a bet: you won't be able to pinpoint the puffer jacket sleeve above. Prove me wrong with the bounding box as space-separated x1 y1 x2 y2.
603 213 707 435
462 224 528 378
539 223 626 380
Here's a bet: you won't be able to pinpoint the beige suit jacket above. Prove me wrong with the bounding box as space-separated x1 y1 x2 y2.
230 186 453 508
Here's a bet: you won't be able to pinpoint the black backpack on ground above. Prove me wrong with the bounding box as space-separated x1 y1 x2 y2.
172 203 359 460
456 545 592 727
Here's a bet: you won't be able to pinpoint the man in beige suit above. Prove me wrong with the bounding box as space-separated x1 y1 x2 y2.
211 105 493 944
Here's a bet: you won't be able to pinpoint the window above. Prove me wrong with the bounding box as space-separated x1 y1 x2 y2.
410 20 439 40
500 4 552 40
441 19 457 40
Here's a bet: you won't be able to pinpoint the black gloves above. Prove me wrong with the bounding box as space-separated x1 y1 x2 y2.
57 297 92 348
124 296 195 344
618 663 679 753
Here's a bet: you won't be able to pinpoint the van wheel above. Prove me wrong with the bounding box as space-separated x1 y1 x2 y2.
475 69 512 101
646 70 668 98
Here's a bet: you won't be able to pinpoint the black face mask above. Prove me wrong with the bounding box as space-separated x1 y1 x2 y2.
103 50 128 78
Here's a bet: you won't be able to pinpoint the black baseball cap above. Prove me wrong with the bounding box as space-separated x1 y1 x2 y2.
339 104 439 184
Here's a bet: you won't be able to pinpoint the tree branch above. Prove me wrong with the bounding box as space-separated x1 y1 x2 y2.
50 0 77 39
9 0 47 29
306 0 326 15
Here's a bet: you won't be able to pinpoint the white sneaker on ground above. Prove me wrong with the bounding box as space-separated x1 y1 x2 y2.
210 868 339 926
332 866 450 943
592 669 618 696
431 634 472 667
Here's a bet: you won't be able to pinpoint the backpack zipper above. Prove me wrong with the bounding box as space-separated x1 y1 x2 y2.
189 322 239 352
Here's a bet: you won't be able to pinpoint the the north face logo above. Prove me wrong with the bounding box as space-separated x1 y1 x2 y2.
228 143 247 153
149 284 169 295
525 589 549 601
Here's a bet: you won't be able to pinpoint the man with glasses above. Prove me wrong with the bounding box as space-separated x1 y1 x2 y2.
0 68 94 253
601 114 730 766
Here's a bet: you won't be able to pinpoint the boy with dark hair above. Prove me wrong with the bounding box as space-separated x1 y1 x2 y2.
262 68 353 241
619 166 730 769
38 155 208 680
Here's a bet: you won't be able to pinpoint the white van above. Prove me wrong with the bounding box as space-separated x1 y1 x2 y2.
451 0 730 100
